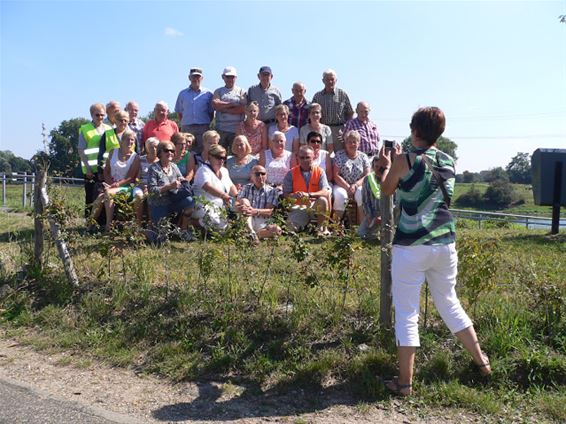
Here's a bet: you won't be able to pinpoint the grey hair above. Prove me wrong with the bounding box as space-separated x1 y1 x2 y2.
271 131 286 141
322 69 336 79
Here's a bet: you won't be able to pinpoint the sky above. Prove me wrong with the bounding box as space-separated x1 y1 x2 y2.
1 0 565 173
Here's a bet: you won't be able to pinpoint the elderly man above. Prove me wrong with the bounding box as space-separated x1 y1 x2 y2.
344 101 381 157
283 145 331 235
236 165 282 242
78 103 112 216
247 66 282 125
312 69 354 152
103 100 121 127
125 100 145 154
143 101 179 142
283 81 310 130
212 66 247 150
175 67 214 153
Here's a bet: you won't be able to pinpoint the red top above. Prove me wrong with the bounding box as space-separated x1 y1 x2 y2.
143 119 179 142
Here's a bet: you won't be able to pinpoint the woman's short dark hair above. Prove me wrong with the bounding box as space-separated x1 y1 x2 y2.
306 131 322 142
409 107 445 146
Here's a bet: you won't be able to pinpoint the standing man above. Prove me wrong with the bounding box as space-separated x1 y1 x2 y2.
283 145 332 235
77 103 112 216
212 66 247 150
283 81 310 130
175 67 214 154
143 101 179 142
125 100 145 154
343 101 381 157
103 100 121 127
247 66 282 125
312 69 354 152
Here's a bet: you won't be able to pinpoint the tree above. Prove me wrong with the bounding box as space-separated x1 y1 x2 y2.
48 118 89 177
0 150 32 173
462 170 478 183
455 184 483 208
401 135 458 160
481 167 509 183
506 152 531 184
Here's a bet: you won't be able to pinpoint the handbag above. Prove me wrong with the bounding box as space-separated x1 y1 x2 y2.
169 180 194 203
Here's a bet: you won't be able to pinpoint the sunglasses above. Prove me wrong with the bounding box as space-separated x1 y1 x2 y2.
212 155 227 161
163 148 175 153
254 172 267 176
309 139 322 144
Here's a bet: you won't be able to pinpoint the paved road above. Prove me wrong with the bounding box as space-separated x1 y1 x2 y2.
0 377 141 424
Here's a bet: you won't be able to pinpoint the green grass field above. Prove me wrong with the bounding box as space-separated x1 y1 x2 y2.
0 203 564 422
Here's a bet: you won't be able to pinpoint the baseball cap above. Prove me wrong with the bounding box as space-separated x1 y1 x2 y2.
223 66 237 77
189 67 203 77
259 66 272 75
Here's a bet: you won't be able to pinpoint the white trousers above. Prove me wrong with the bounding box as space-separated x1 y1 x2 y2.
391 243 472 347
332 185 362 212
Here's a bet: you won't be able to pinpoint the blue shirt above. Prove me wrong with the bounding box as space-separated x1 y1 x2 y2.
175 87 214 126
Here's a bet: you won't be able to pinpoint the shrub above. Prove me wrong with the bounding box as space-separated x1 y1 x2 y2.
455 184 483 208
483 179 519 209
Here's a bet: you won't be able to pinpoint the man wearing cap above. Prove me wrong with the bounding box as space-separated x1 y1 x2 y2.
175 67 214 154
283 81 310 130
212 66 247 150
312 69 354 152
247 66 282 125
343 101 381 157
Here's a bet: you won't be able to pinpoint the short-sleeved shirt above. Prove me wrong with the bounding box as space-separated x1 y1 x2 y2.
147 162 183 207
128 118 145 153
312 88 354 126
193 165 234 209
343 117 381 155
264 149 292 186
225 155 259 186
213 85 246 133
175 87 214 126
238 120 265 156
143 119 179 142
283 97 310 129
267 124 299 152
299 124 333 150
247 83 282 122
334 150 370 185
238 183 279 210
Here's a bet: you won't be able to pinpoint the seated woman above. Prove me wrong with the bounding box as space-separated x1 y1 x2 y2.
297 103 333 153
259 131 296 191
147 141 195 239
192 144 238 231
236 101 267 157
307 130 333 182
172 132 195 179
332 130 371 224
132 137 160 225
91 130 140 231
267 104 299 153
186 130 219 181
358 156 383 239
225 135 258 189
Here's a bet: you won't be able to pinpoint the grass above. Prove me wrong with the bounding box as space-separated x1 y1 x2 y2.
0 196 565 422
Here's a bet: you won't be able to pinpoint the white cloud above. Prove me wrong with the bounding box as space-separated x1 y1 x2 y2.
164 27 183 38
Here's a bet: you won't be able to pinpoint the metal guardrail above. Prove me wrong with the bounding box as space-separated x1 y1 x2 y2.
1 173 83 208
450 208 564 229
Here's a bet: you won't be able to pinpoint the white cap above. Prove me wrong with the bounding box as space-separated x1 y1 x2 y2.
222 66 237 77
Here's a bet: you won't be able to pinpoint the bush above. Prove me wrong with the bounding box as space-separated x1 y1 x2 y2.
483 179 519 209
455 185 483 208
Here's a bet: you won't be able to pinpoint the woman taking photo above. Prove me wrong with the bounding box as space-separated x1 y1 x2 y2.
379 107 491 397
225 135 258 189
236 101 267 156
147 141 195 237
259 131 296 190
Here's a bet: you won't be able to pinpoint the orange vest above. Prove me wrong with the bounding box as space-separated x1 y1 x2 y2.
291 165 322 195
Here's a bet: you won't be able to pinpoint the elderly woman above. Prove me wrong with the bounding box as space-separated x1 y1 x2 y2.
172 132 195 179
358 156 383 240
380 107 491 397
259 131 296 189
298 103 333 153
91 130 140 231
225 135 259 188
332 130 371 223
186 130 219 181
132 137 160 225
97 110 131 173
236 101 267 156
306 130 333 182
268 104 299 153
147 141 195 238
192 144 238 231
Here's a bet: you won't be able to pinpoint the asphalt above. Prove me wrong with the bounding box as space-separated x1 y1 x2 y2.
0 376 142 424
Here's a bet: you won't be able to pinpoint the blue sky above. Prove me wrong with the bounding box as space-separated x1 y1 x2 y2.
1 0 565 172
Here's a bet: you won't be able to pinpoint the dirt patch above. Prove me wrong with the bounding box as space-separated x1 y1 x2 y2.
0 335 483 423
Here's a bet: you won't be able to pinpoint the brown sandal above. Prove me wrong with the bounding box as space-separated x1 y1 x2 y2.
384 376 412 397
476 351 492 376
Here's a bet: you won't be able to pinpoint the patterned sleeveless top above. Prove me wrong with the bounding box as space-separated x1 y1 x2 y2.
394 148 456 246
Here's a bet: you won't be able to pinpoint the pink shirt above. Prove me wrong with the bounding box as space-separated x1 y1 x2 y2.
143 119 179 142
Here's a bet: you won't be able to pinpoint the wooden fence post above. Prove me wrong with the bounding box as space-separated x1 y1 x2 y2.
379 193 394 328
33 170 45 268
1 173 6 207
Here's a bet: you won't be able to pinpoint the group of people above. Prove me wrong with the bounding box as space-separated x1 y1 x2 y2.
77 66 492 395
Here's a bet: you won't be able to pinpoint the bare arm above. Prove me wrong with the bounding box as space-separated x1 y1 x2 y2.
379 145 406 196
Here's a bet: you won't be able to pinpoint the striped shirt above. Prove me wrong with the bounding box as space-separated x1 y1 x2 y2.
283 97 310 129
312 88 353 126
238 183 279 209
394 148 456 246
343 117 381 155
